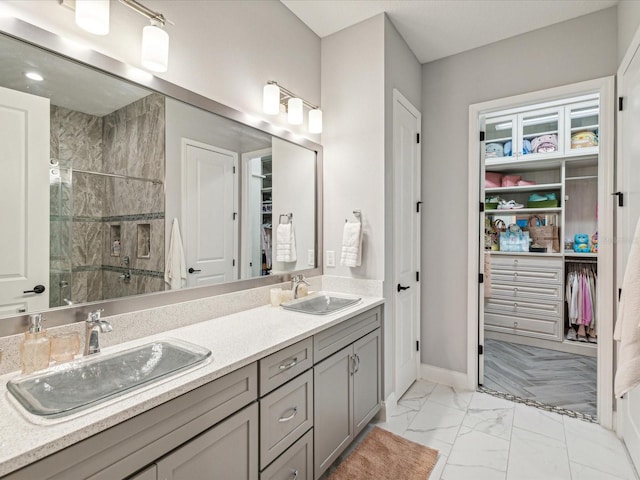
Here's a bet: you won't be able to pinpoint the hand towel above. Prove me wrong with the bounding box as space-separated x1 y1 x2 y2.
276 222 297 263
164 218 187 290
614 216 640 397
340 221 363 267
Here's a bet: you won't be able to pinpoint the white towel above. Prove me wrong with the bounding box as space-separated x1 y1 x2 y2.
614 216 640 397
164 218 187 290
340 221 363 267
276 222 297 263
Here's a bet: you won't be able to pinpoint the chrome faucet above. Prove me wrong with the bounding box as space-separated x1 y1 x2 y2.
291 274 310 299
84 309 112 355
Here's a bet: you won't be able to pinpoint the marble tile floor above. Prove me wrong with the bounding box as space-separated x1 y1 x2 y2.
373 381 639 480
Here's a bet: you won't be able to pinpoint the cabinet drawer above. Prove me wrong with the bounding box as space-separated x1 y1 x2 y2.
488 282 562 302
260 370 313 469
485 312 561 340
314 306 381 363
492 266 562 285
485 297 562 318
490 255 562 270
260 429 313 480
260 338 313 396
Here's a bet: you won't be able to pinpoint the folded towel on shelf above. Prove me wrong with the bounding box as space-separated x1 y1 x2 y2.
614 216 640 397
165 218 187 290
341 221 363 267
276 222 297 263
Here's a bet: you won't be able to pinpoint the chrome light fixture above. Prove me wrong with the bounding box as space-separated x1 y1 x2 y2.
263 81 322 134
75 0 110 35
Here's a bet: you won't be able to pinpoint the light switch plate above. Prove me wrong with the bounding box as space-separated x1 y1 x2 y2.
326 250 336 267
308 249 315 266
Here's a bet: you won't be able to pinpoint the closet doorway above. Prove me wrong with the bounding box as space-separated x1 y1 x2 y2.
467 77 615 426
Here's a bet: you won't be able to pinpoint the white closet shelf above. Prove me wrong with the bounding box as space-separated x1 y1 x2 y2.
486 152 598 171
489 251 564 257
485 183 562 194
486 207 562 214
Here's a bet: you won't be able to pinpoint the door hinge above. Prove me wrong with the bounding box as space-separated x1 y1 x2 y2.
479 273 484 284
612 191 624 207
416 201 423 213
233 166 236 174
480 202 485 213
478 344 484 355
619 288 622 301
416 271 420 282
416 133 420 143
233 212 238 220
416 340 420 352
619 97 624 111
232 259 236 267
480 131 485 142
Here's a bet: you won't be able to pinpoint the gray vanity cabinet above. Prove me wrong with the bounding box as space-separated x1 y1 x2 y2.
313 306 382 480
156 403 258 480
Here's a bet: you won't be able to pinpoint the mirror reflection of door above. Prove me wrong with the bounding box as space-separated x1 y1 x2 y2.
0 86 50 316
241 149 272 279
182 139 238 287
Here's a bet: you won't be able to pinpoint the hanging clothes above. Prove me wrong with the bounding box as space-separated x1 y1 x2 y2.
565 264 597 342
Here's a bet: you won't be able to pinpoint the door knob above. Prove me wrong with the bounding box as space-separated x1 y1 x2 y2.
397 284 410 292
188 267 201 274
23 285 46 294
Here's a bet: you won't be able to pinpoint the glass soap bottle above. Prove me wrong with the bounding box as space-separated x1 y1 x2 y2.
19 313 51 374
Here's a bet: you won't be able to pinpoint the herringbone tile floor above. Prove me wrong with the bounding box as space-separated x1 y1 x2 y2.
482 338 597 416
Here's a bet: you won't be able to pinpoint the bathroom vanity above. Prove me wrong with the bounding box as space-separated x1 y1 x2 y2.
0 298 383 480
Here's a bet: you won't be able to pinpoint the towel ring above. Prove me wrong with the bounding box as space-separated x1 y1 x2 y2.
279 213 293 224
346 210 362 223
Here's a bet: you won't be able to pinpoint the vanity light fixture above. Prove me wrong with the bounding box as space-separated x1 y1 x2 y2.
263 80 322 134
25 71 44 81
60 0 172 73
75 0 110 36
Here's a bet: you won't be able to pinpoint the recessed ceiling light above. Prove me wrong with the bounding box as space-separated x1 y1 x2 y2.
25 72 44 82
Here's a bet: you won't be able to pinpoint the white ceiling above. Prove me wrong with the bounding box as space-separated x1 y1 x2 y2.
281 0 618 63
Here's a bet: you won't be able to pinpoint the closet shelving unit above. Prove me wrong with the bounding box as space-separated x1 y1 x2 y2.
261 156 273 276
484 94 599 357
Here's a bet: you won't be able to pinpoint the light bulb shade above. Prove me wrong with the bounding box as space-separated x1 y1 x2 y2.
288 98 303 125
75 0 110 35
263 84 280 115
308 109 322 134
141 25 169 73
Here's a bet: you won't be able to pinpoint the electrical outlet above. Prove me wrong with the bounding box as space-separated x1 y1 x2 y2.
326 250 336 267
308 249 315 266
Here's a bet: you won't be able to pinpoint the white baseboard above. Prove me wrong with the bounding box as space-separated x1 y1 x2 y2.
420 364 474 391
380 392 398 422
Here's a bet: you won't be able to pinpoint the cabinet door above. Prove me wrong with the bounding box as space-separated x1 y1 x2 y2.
564 100 599 156
519 107 563 159
313 346 353 479
353 329 381 435
156 403 258 480
485 114 516 162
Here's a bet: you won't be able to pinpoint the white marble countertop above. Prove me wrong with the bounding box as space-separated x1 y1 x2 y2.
0 294 384 477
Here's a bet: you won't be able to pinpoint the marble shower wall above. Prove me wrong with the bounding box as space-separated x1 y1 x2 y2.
48 94 166 307
101 93 166 298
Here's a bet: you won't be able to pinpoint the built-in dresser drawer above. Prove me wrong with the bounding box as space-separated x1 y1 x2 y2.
260 370 313 469
260 429 313 480
491 266 562 285
259 338 313 396
485 297 562 319
485 312 561 340
488 282 562 302
490 255 563 270
314 306 381 363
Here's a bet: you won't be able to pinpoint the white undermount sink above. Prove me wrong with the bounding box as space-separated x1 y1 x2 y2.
7 339 211 418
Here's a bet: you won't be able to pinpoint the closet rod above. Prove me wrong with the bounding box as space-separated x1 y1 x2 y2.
565 257 597 264
565 175 598 181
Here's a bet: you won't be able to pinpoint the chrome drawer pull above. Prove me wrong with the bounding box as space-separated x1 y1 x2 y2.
513 288 518 294
291 469 299 480
514 321 518 328
279 357 298 370
279 407 298 422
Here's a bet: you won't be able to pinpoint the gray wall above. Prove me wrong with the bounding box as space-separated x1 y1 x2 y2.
421 7 618 373
618 0 640 63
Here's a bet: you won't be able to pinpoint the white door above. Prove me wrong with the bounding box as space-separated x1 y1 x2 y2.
0 86 49 316
393 90 421 398
617 40 640 471
182 140 238 287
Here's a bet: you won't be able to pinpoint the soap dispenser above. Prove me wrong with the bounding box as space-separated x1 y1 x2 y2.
19 314 51 374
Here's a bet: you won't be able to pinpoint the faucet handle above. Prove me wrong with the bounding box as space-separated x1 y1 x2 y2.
87 309 104 322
